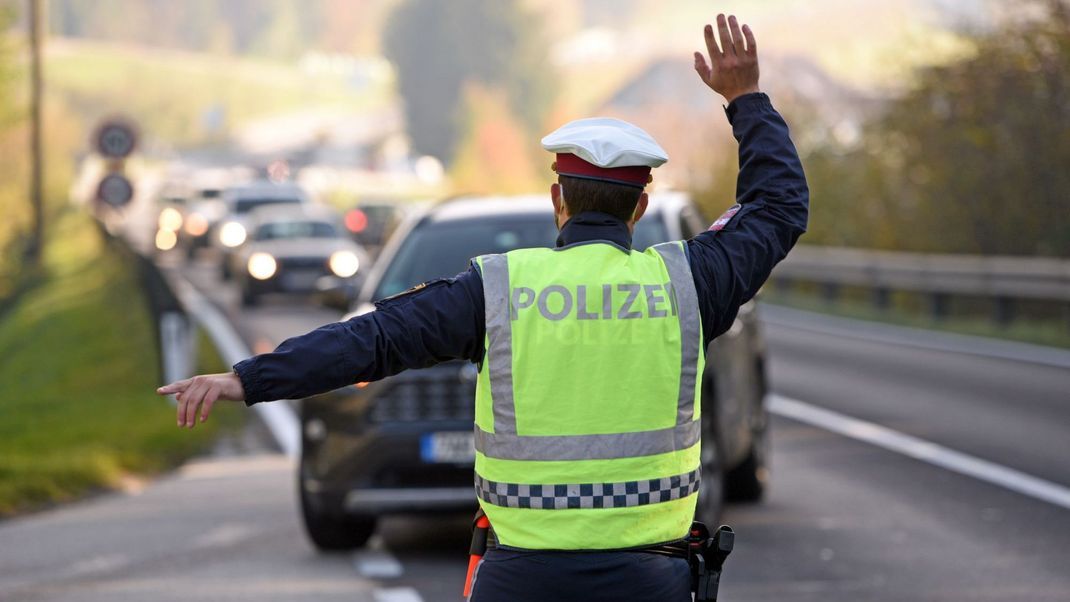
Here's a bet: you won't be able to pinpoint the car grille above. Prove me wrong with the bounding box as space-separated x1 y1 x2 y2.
372 465 475 489
369 371 476 423
277 256 328 270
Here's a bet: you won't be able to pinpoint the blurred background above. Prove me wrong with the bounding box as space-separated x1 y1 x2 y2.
0 1 1068 601
2 0 1069 326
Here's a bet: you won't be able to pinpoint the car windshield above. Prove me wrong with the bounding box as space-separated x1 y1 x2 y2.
234 197 301 214
372 212 669 300
255 220 338 241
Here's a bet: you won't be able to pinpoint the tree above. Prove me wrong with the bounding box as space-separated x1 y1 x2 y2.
450 83 542 194
0 2 27 293
0 2 17 127
383 0 554 163
801 0 1070 256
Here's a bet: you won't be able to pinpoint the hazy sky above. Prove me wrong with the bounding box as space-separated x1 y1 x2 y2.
553 0 997 90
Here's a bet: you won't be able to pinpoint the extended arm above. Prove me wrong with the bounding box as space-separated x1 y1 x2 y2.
687 14 809 342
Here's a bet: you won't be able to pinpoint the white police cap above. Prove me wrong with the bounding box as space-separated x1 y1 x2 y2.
542 117 668 168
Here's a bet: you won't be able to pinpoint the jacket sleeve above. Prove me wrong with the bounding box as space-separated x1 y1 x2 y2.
686 92 809 344
233 265 486 405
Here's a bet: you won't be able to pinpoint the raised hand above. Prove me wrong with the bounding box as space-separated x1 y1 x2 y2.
694 14 760 104
157 372 246 428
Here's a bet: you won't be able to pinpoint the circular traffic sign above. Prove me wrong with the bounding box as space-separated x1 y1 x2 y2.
94 119 138 159
96 173 135 207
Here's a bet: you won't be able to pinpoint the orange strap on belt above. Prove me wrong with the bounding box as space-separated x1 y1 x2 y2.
463 514 492 598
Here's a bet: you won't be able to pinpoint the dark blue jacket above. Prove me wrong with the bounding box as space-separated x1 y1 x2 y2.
235 93 808 404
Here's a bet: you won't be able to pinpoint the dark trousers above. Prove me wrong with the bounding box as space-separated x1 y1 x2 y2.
468 547 692 601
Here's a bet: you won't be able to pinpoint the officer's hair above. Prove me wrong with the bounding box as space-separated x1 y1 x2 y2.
559 175 643 222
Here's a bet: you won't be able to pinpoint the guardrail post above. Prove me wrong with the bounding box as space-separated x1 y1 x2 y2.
773 277 792 297
160 312 194 388
821 282 839 305
994 296 1015 327
872 287 890 312
930 293 949 322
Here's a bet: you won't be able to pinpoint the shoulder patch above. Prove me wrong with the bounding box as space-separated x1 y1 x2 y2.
377 281 430 303
374 277 457 307
708 204 742 232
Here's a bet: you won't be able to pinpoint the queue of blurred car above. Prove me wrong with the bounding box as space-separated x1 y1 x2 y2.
152 174 770 552
153 169 407 307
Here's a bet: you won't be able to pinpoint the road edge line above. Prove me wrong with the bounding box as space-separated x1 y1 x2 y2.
164 270 301 458
769 394 1070 511
372 587 424 602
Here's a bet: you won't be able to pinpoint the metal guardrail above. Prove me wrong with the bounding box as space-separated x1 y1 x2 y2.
163 271 300 457
770 245 1070 322
100 219 298 456
773 246 1070 300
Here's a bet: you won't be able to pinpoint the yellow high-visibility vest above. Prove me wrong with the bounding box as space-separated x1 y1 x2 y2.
473 240 704 550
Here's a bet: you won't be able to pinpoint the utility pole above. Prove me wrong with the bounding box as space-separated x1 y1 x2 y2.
26 0 44 263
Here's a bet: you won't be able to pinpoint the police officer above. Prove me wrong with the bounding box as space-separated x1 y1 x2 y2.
159 13 807 601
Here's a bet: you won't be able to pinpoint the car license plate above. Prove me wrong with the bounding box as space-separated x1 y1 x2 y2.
420 431 475 464
282 269 321 290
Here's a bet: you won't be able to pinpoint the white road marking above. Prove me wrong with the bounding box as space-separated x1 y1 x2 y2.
193 523 257 549
353 537 404 579
761 304 1070 370
166 272 301 457
373 587 424 602
353 550 404 578
179 455 293 479
770 394 1070 511
68 553 130 576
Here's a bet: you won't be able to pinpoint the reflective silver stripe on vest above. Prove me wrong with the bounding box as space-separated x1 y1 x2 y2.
475 420 700 461
475 468 700 510
652 242 702 428
478 245 702 461
481 253 517 434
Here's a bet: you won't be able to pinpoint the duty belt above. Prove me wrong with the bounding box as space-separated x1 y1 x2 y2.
646 522 735 601
462 512 734 601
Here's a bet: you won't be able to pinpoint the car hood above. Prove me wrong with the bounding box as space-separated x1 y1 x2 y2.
246 238 357 259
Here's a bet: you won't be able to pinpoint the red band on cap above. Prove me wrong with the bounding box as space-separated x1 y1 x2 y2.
555 153 651 188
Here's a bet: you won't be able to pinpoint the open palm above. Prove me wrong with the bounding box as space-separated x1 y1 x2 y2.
694 14 760 104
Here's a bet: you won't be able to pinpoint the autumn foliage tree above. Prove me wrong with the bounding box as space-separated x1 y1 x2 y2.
450 84 543 194
803 0 1070 256
383 0 554 164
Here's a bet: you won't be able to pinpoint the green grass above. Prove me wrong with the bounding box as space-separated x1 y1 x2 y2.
762 288 1070 351
45 38 393 148
0 210 239 516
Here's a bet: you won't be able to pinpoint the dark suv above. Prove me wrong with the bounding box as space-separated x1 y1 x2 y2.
298 195 769 550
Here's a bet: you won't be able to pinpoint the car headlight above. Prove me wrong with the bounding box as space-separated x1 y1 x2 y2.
155 229 177 251
329 250 360 278
247 252 277 280
158 207 183 232
219 221 247 247
184 212 209 236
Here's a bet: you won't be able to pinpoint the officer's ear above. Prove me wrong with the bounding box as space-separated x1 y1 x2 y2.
551 182 563 211
631 192 649 223
551 182 568 225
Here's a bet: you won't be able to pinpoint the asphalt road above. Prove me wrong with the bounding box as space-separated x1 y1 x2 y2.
2 249 1069 601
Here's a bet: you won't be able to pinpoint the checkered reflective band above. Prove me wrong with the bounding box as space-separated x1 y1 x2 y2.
475 469 700 510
